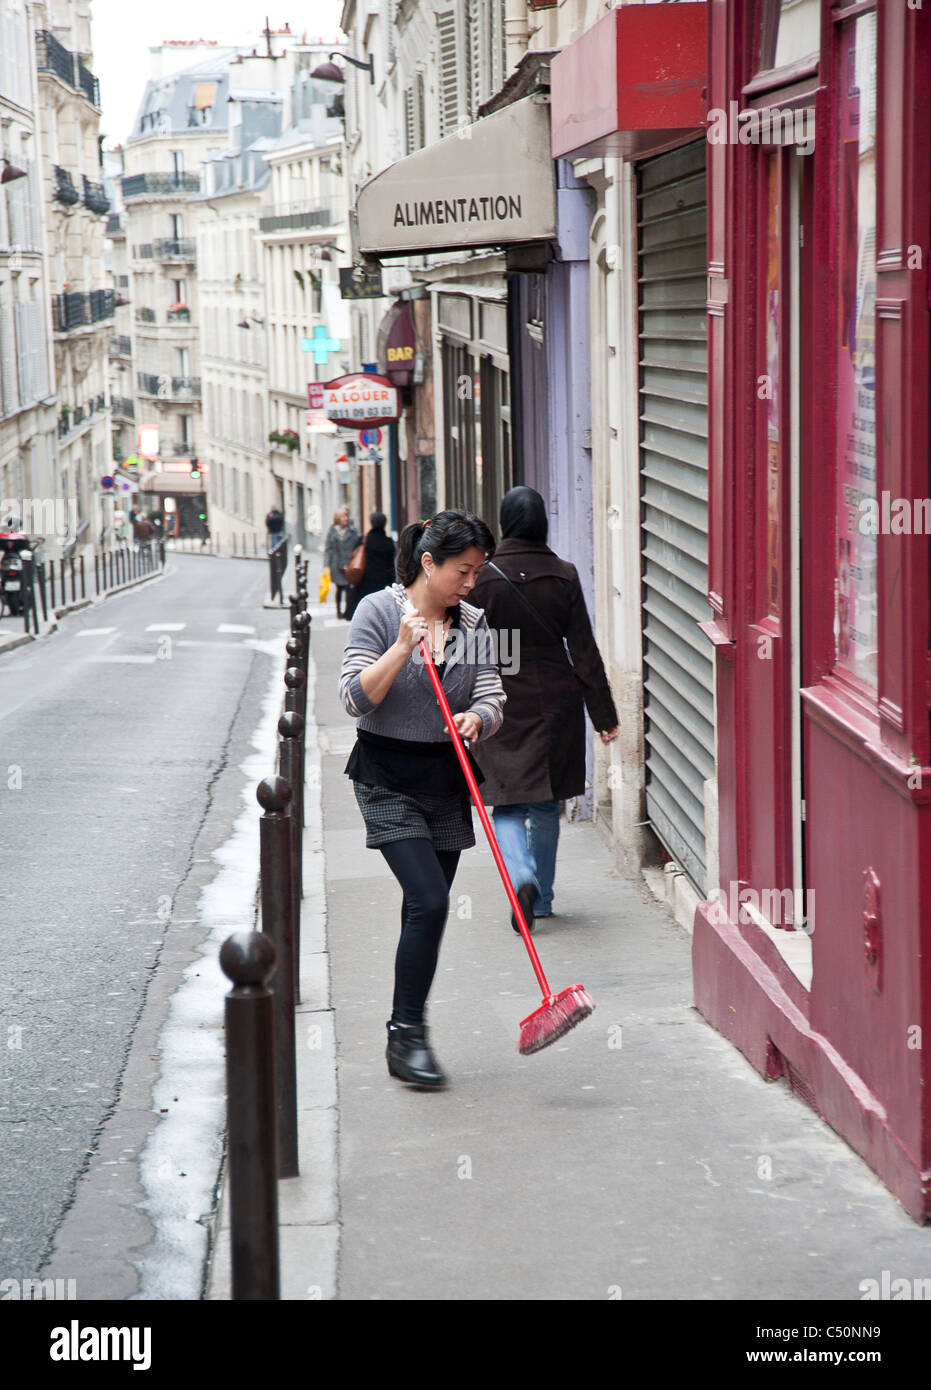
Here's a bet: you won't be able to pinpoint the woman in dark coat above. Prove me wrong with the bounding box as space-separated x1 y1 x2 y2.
468 486 618 929
345 512 396 619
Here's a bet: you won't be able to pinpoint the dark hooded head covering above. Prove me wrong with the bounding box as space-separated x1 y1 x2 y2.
500 486 548 542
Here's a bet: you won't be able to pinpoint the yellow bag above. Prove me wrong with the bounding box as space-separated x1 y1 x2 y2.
319 567 331 603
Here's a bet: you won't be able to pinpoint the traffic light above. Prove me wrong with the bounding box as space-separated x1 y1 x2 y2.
190 458 201 479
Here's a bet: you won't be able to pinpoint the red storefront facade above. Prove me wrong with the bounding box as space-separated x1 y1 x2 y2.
695 0 931 1223
553 0 931 1220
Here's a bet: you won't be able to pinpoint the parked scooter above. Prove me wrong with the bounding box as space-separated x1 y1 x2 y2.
0 531 32 616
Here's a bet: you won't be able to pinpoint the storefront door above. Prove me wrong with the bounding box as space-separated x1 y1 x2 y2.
637 140 713 893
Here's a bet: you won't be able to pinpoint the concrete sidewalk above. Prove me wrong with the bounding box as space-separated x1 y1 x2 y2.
208 598 931 1302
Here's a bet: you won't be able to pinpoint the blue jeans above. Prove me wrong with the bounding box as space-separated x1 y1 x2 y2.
492 802 561 916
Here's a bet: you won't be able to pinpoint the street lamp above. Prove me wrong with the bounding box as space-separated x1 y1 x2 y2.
1 157 27 184
310 51 375 86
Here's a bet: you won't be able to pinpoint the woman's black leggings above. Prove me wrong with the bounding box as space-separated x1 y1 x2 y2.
379 840 460 1025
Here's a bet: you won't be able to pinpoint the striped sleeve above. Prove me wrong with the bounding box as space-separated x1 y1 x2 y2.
467 612 506 741
338 599 387 718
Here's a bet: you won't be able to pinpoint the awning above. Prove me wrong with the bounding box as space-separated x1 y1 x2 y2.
550 2 706 161
377 300 416 386
357 95 556 259
140 471 204 495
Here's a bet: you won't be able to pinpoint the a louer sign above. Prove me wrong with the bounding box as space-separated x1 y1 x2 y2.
319 373 400 428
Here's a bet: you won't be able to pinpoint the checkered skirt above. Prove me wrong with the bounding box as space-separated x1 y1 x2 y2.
353 781 475 852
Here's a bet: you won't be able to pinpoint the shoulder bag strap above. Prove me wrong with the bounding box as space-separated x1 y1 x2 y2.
487 561 569 651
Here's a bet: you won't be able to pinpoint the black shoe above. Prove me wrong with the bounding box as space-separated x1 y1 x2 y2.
386 1021 448 1089
511 882 536 935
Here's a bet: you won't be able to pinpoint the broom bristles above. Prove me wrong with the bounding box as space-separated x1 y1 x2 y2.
518 985 594 1055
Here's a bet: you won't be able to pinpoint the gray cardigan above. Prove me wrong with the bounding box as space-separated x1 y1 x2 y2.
339 583 505 742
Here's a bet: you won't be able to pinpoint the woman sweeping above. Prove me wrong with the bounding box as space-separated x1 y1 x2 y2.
339 509 505 1089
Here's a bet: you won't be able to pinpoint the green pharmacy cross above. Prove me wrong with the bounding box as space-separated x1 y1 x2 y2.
302 325 341 365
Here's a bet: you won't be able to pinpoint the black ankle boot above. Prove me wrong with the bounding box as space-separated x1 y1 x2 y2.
386 1021 448 1089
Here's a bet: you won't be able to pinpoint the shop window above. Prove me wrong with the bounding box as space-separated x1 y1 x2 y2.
760 0 820 73
833 9 877 690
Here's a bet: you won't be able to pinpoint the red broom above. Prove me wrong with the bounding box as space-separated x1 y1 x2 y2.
418 635 594 1054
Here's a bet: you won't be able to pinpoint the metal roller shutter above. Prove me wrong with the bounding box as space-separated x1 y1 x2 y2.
637 141 713 893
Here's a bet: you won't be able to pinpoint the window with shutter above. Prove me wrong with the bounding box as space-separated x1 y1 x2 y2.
404 87 415 155
437 9 459 137
467 0 481 118
14 302 29 406
0 306 18 418
28 301 48 402
416 71 426 148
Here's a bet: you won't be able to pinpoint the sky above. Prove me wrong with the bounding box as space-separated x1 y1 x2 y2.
91 1 346 148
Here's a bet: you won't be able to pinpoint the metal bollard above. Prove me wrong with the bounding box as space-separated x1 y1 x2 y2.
256 776 298 1179
295 610 311 733
277 711 304 1004
284 665 306 858
219 931 280 1300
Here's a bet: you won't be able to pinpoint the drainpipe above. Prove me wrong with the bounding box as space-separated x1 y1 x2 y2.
504 0 531 75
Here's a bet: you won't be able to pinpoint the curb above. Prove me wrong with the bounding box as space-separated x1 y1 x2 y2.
205 648 339 1301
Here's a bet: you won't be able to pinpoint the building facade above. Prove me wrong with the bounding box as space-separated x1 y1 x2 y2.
0 0 56 536
256 49 352 546
35 0 112 554
119 43 240 532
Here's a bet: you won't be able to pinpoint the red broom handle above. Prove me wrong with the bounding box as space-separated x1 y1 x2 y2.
419 638 552 999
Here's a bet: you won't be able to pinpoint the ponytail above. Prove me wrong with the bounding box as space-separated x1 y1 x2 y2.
395 509 495 585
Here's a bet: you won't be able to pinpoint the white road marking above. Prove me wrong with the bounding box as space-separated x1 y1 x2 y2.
91 655 157 664
146 622 186 631
217 623 255 634
176 640 249 648
76 628 117 637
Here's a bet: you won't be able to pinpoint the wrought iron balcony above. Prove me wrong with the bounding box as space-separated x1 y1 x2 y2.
36 29 75 86
82 176 110 215
137 373 201 399
154 237 196 262
171 376 201 399
135 307 156 323
166 306 191 323
106 213 124 237
36 30 100 107
53 166 80 207
258 199 342 234
89 290 115 322
52 289 115 332
121 172 201 199
77 58 100 109
109 335 132 357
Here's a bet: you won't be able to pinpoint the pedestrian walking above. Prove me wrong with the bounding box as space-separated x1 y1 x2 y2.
132 513 155 548
265 507 285 551
345 512 397 619
338 509 505 1088
325 507 362 619
468 486 619 932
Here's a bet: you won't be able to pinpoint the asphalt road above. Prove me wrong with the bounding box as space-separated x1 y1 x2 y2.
0 552 289 1291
